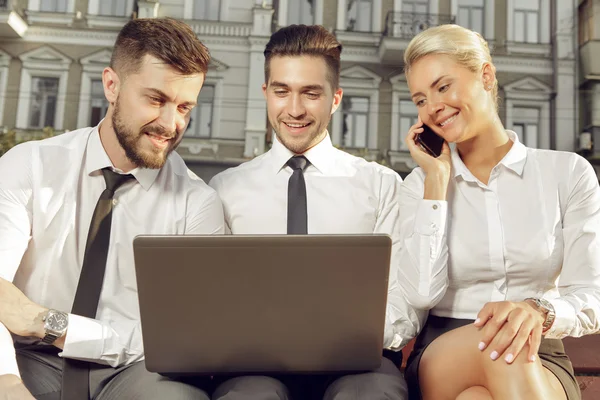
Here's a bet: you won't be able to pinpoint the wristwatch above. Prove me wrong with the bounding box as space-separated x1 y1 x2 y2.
42 309 69 344
525 297 556 333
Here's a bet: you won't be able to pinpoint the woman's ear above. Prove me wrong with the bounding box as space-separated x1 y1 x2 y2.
481 62 496 91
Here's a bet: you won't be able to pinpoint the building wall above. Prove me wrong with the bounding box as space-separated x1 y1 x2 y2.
0 0 583 182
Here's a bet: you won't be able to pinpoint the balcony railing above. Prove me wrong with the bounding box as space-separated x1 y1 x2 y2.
384 11 455 39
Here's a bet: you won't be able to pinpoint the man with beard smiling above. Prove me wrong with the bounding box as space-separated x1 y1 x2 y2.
209 25 445 400
0 18 223 399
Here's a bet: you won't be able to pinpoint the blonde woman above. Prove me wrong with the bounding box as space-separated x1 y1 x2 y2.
400 24 600 400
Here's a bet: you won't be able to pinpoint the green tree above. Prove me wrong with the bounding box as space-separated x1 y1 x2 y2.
0 127 56 157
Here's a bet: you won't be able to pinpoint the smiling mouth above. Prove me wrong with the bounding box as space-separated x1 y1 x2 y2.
145 132 172 148
283 122 311 128
438 113 459 127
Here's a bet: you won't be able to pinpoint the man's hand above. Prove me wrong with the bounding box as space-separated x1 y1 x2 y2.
0 374 35 400
0 278 47 338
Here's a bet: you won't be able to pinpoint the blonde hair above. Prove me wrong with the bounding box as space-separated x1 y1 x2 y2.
404 24 498 109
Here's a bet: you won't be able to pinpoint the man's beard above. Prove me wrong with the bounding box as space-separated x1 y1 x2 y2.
112 98 176 169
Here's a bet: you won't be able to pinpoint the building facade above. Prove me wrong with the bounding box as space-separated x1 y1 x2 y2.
0 0 581 180
578 0 600 173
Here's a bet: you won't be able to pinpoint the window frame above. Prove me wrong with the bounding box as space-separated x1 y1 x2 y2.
0 50 9 127
77 49 112 129
339 96 371 148
331 66 381 149
451 0 494 39
16 46 71 130
277 0 324 27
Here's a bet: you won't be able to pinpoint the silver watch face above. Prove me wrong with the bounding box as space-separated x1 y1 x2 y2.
47 312 68 331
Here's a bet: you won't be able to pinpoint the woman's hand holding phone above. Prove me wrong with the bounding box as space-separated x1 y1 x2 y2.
405 116 452 200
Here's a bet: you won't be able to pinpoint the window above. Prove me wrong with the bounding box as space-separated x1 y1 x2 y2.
402 0 429 14
578 0 594 46
0 51 9 127
16 46 71 130
340 96 369 148
40 0 68 12
511 107 540 147
512 123 539 147
29 77 59 129
457 0 484 34
188 85 215 137
98 0 128 16
89 79 108 127
347 0 373 32
288 0 314 25
514 1 540 43
398 100 418 150
193 0 220 21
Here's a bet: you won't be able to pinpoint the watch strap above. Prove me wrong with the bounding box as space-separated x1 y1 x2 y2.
42 332 60 344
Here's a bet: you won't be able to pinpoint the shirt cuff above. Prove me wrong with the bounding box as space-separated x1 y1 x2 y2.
543 298 576 339
0 323 20 377
60 314 104 361
414 200 448 236
383 322 404 350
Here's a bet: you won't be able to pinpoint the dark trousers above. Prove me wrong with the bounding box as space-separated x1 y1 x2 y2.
15 344 212 400
212 354 408 400
16 345 407 400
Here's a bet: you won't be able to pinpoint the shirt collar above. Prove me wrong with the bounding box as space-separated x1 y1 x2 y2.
270 132 336 175
84 122 160 191
452 129 528 181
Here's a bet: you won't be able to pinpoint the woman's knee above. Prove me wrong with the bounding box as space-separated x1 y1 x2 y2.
455 386 493 400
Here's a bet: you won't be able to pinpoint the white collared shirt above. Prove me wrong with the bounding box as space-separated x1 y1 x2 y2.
400 130 600 339
210 134 446 350
0 126 224 376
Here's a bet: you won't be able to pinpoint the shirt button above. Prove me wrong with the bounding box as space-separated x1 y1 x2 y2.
432 204 438 210
112 199 118 206
431 223 437 230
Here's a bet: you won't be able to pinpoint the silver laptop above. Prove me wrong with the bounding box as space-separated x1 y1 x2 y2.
133 234 391 375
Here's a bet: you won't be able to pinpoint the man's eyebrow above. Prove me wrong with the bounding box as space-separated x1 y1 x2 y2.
269 82 324 91
269 81 289 89
411 75 448 100
145 88 197 106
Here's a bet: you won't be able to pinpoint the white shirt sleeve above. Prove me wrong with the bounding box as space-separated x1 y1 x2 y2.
397 168 449 310
375 172 428 349
0 144 35 377
61 186 225 366
544 158 600 339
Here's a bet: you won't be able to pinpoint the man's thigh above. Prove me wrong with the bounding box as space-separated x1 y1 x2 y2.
93 361 212 400
16 345 62 400
324 357 408 400
212 375 291 400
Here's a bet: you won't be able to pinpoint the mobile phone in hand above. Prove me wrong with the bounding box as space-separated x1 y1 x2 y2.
415 124 445 157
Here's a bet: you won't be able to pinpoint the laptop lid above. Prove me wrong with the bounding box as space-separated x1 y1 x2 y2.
133 234 391 375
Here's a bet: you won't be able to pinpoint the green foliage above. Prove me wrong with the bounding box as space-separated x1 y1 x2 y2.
0 127 56 157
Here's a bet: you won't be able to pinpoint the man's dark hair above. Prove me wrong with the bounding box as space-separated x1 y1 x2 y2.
110 18 210 77
264 25 342 90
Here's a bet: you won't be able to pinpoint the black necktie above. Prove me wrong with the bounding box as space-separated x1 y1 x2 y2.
287 156 309 234
61 168 133 400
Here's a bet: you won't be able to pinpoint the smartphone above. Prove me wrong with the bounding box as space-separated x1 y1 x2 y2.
415 124 445 157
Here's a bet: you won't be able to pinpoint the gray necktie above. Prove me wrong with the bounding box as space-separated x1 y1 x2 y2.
287 156 309 234
61 168 134 400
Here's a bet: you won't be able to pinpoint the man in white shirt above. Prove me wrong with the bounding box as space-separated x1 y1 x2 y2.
0 18 224 399
209 25 446 400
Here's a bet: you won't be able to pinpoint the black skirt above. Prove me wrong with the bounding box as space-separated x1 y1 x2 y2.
404 315 581 400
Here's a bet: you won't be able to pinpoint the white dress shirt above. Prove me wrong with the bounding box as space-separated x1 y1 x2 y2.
0 125 224 376
210 134 445 350
400 130 600 339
